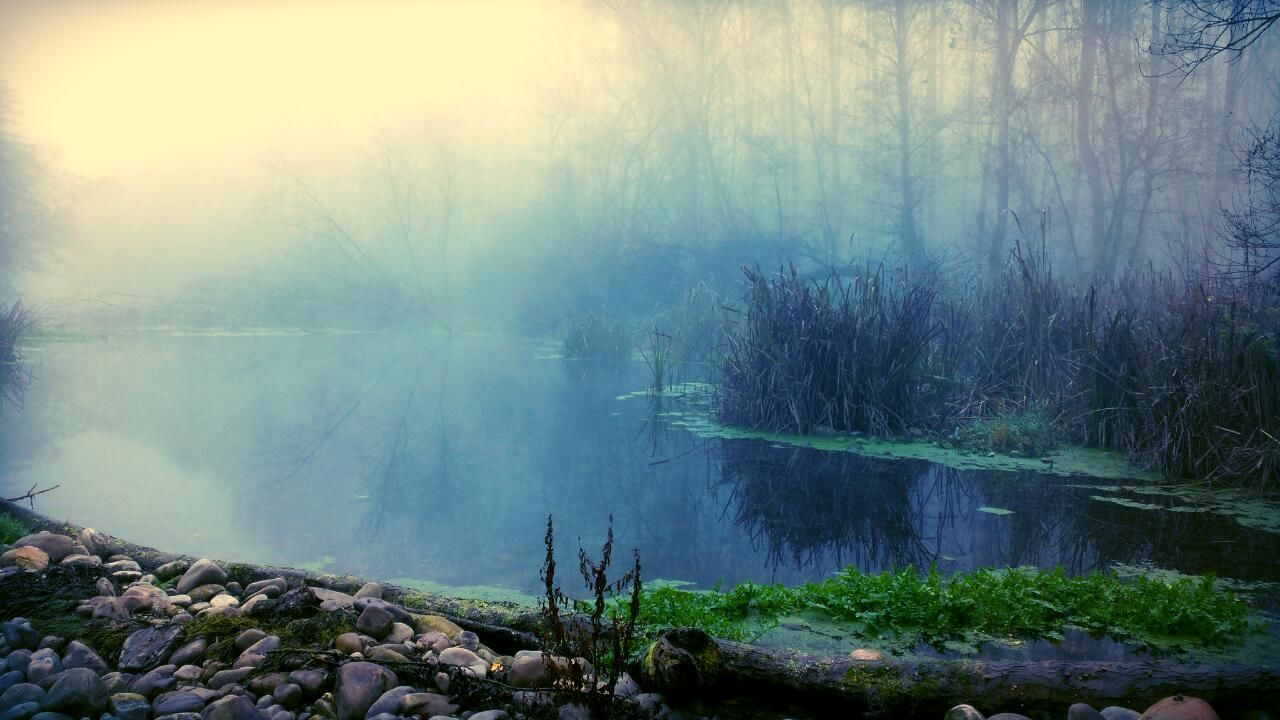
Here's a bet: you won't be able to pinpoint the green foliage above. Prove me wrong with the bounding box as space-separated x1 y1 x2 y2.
955 406 1058 456
562 312 632 361
633 566 1255 652
0 512 27 544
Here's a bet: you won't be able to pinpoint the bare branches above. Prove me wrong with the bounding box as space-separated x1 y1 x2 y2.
1151 0 1280 75
3 483 60 504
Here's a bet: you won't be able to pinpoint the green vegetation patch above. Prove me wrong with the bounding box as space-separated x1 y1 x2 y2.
0 512 28 544
1071 483 1280 535
630 566 1257 653
955 406 1058 457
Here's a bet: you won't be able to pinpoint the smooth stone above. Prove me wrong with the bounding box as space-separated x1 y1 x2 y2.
240 596 274 617
507 655 555 688
1140 697 1220 720
1070 704 1106 720
110 692 153 720
0 684 44 713
242 579 287 598
121 626 184 673
59 554 101 568
29 713 75 720
207 668 253 690
224 582 242 595
121 585 170 613
0 548 47 573
209 595 240 610
987 715 1032 720
432 673 448 694
384 624 412 645
285 672 326 699
1101 709 1141 720
0 702 39 720
0 672 22 694
437 647 486 678
232 636 280 669
43 668 109 717
469 712 509 720
362 647 408 664
130 666 177 698
352 583 381 600
334 634 362 655
306 589 355 613
234 631 267 653
4 650 32 674
363 687 415 718
23 657 59 685
201 695 263 720
408 616 461 641
106 560 143 573
272 685 302 711
13 532 73 563
76 528 108 558
557 704 589 720
1 626 36 655
168 596 193 609
187 603 211 615
354 607 393 640
168 640 206 668
247 673 290 697
156 714 203 720
396 694 458 719
415 633 450 654
172 666 201 684
98 578 118 597
456 631 479 652
61 640 110 676
945 705 985 720
187 586 226 604
154 561 190 581
350 599 410 625
103 673 133 696
332 663 397 720
177 560 228 595
153 692 205 717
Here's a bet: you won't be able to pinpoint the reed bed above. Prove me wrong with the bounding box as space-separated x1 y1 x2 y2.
717 259 1280 488
0 301 31 406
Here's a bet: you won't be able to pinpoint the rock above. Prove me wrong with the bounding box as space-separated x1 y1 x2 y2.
120 626 184 672
456 630 479 652
363 647 409 664
947 702 983 717
849 647 884 661
332 663 397 720
206 668 253 690
334 634 362 656
0 702 39 720
0 672 23 694
102 673 133 696
240 596 274 617
395 693 458 718
469 711 508 720
247 673 290 697
172 666 201 684
307 589 355 613
4 649 32 673
122 585 171 613
363 687 415 718
209 595 239 610
201 695 263 720
1071 704 1107 720
385 624 412 645
153 691 205 716
1140 696 1220 720
13 532 73 563
232 636 279 669
639 628 722 697
76 528 108 557
59 554 101 568
437 647 486 678
154 561 190 581
23 654 59 685
156 714 203 720
0 548 48 572
234 630 267 652
507 655 557 688
62 640 110 675
224 582 242 595
110 692 153 720
114 571 145 584
177 560 228 595
243 579 287 598
987 715 1032 720
188 585 226 604
29 713 75 720
43 668 109 717
272 685 302 711
187 603 211 615
354 607 393 639
107 559 143 573
1102 709 1142 720
286 671 326 699
945 706 985 720
0 684 45 712
98 577 118 596
415 632 451 654
351 582 380 600
130 666 177 698
168 639 207 668
557 704 589 720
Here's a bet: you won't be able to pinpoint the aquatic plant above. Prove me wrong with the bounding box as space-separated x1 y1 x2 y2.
0 300 32 406
638 330 674 391
561 312 633 361
632 565 1255 652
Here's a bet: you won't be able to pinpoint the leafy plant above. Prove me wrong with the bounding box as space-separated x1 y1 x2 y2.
0 512 27 544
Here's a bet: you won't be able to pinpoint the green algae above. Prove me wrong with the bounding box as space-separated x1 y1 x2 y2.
977 506 1014 516
297 555 335 572
1072 483 1280 534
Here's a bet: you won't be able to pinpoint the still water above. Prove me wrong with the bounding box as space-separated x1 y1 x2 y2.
3 331 1278 599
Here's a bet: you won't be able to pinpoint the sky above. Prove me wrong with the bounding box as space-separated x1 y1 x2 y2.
0 0 560 298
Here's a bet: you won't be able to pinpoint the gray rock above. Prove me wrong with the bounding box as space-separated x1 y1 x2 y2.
353 583 382 600
103 672 133 695
557 704 590 720
13 532 74 563
23 655 59 686
110 692 153 720
120 626 184 672
29 713 75 720
62 640 110 675
206 668 253 690
247 673 290 697
98 577 118 597
456 631 479 652
76 528 108 558
395 693 458 718
129 666 177 698
334 634 362 655
168 639 207 668
234 631 267 652
332 663 397 720
0 672 22 694
232 636 280 669
987 715 1032 720
272 685 302 711
364 686 416 719
468 711 509 720
242 579 287 599
285 671 326 699
1 624 36 653
172 666 201 684
201 696 263 720
187 586 226 604
156 714 203 720
4 650 31 674
106 560 143 573
59 554 102 568
1100 709 1141 720
437 647 486 678
154 561 190 581
0 684 44 712
354 607 393 640
43 667 109 717
35 638 65 654
0 701 39 720
350 599 410 625
154 691 206 716
177 560 228 595
1070 704 1106 720
945 705 985 720
363 714 396 720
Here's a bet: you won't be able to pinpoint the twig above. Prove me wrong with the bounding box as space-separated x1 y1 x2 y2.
3 483 61 504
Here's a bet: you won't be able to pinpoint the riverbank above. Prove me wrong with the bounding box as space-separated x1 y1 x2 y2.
2 501 1278 719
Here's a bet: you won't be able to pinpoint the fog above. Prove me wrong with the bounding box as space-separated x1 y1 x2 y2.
3 0 1279 326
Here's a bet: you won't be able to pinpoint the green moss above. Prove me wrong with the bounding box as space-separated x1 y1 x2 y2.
0 512 27 544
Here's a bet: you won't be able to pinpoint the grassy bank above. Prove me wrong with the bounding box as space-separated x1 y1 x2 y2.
718 255 1280 487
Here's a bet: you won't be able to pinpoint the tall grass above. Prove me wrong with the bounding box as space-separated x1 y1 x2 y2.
561 311 632 361
717 261 1280 488
0 301 32 406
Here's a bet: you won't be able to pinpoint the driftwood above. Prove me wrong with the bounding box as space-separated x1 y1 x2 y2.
4 499 1278 715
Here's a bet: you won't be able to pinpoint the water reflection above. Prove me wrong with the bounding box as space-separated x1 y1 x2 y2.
2 331 1276 596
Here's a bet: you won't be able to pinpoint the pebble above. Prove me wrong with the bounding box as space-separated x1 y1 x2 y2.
176 559 228 595
332 663 397 720
120 626 184 673
43 668 109 717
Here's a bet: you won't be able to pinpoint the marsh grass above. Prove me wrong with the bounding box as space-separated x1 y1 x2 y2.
562 312 633 361
0 301 32 406
632 565 1254 651
955 405 1058 456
